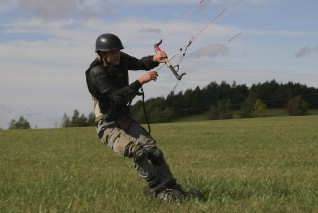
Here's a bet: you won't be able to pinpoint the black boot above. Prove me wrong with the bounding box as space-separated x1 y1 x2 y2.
143 185 182 204
156 188 182 204
143 179 182 204
165 178 205 201
143 176 161 197
184 188 205 201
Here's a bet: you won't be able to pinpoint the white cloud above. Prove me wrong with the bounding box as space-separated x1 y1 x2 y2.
16 0 111 19
246 29 318 37
119 0 194 4
0 0 18 14
188 43 230 59
120 0 265 6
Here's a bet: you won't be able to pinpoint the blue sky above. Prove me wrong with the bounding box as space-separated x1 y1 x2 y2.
0 0 317 129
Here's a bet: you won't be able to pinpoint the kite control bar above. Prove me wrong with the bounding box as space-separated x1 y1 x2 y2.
154 40 186 80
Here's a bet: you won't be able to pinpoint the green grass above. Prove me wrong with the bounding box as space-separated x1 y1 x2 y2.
1 116 317 212
176 108 318 122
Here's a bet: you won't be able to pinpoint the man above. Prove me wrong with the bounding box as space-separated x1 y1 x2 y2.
85 33 199 203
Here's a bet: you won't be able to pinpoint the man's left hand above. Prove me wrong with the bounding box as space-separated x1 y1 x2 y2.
153 51 167 63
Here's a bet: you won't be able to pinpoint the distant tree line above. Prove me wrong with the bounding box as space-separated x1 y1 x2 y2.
61 80 318 127
130 80 317 123
61 110 95 127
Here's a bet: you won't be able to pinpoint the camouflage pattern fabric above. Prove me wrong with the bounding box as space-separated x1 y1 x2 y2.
96 117 174 185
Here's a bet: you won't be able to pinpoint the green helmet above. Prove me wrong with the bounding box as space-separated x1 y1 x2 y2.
95 33 124 53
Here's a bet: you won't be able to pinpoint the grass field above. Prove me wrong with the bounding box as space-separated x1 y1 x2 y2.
176 108 318 122
0 116 317 212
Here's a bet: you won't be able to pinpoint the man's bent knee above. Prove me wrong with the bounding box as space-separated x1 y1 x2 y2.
134 147 148 165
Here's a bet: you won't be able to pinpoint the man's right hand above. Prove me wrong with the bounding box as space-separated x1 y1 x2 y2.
138 71 158 85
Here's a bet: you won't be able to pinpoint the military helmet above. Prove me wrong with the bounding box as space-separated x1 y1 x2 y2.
95 33 124 53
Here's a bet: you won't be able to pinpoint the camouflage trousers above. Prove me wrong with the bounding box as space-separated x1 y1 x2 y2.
96 117 174 186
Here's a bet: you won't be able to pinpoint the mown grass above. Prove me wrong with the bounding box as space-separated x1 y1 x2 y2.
0 116 317 212
176 108 318 122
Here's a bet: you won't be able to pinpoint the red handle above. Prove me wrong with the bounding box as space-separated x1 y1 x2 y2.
154 39 163 52
154 46 162 52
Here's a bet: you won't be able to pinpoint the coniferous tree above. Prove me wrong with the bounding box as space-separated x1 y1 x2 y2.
62 113 71 127
8 116 31 129
87 112 96 126
240 91 258 118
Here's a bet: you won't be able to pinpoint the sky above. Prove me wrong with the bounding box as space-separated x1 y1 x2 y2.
0 0 317 129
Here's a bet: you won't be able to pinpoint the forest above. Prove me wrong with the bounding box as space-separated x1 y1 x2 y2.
62 80 318 127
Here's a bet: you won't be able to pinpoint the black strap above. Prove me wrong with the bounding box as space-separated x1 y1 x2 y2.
139 87 151 135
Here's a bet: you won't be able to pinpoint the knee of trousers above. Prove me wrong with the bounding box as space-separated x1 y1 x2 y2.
148 147 165 166
133 148 148 165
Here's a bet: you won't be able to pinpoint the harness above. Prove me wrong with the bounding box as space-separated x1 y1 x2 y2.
86 58 151 134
